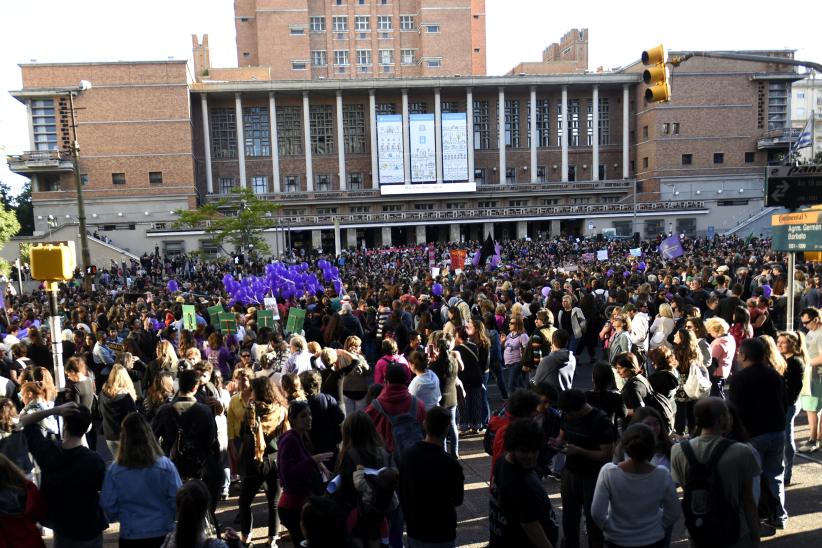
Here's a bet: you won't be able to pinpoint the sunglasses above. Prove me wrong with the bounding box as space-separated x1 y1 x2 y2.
241 354 251 358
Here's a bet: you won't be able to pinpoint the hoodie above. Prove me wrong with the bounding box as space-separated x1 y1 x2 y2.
365 384 426 453
0 481 45 548
533 349 576 392
408 369 442 410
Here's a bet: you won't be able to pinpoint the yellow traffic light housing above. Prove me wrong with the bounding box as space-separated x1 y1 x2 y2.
30 241 77 281
642 45 671 103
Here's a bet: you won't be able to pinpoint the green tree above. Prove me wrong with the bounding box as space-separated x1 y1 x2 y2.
14 182 34 236
0 208 20 248
173 188 280 255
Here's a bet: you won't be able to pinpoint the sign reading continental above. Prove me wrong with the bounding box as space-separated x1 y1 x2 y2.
771 210 822 251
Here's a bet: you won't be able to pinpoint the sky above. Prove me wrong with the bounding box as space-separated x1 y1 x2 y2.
1 0 821 194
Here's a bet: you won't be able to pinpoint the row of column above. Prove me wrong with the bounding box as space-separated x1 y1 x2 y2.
200 85 632 194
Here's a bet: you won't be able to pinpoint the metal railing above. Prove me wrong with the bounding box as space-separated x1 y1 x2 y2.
7 149 74 171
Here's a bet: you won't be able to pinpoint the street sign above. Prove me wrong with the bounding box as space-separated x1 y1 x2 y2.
765 164 822 209
771 210 822 251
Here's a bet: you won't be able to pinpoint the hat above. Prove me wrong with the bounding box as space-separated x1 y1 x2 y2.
175 296 185 303
716 265 730 274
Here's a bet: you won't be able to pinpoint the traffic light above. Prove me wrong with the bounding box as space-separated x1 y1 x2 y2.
641 45 671 103
30 241 77 281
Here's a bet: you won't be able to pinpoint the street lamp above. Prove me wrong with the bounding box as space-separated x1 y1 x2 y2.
66 81 92 290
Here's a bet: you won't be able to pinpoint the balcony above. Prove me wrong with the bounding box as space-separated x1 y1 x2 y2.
7 150 74 173
757 127 802 150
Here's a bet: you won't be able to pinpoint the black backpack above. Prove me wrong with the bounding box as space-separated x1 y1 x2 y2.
169 406 208 480
679 438 740 547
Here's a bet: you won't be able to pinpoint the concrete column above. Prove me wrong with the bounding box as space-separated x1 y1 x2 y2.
416 225 426 245
268 93 281 193
623 84 630 179
381 226 392 247
234 93 247 188
498 87 506 184
303 91 313 191
530 86 538 183
482 222 495 240
402 89 410 184
449 223 461 243
550 219 561 237
434 88 443 184
369 90 378 189
201 95 214 194
336 91 346 191
333 218 341 256
311 229 322 252
25 100 35 150
346 228 357 249
561 86 569 183
516 221 528 240
592 85 600 182
466 88 475 182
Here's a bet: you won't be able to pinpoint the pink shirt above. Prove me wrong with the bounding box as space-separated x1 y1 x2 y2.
710 334 736 379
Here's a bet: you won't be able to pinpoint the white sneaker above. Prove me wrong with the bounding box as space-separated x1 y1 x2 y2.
797 439 819 453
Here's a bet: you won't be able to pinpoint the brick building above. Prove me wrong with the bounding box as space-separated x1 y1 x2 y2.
507 28 589 76
230 0 486 81
6 50 801 257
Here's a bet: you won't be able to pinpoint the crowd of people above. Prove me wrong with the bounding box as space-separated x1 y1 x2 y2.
0 231 821 547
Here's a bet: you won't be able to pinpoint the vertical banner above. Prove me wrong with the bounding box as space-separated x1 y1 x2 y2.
377 114 404 184
182 305 196 331
409 113 436 182
441 112 468 181
450 249 467 270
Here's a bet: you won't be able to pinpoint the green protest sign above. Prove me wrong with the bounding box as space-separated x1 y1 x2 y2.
207 305 224 324
285 307 306 335
258 309 276 329
217 312 237 335
182 304 196 331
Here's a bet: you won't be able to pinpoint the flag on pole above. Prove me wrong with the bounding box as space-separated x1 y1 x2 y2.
744 232 754 246
658 234 684 260
790 114 813 157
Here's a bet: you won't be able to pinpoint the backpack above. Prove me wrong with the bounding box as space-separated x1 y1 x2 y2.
169 406 208 480
633 375 674 435
679 439 740 547
370 395 424 466
483 408 508 455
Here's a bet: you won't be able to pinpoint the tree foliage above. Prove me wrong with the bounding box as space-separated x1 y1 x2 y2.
173 188 280 255
0 180 33 236
0 208 20 250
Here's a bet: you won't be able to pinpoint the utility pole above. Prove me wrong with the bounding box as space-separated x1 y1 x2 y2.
67 86 92 291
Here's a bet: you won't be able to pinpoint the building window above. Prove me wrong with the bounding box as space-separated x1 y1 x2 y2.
414 203 434 210
310 16 326 32
355 16 370 31
676 218 696 236
312 50 328 66
662 123 670 135
343 105 367 154
478 200 497 208
441 101 458 113
348 173 363 189
672 122 680 135
334 50 350 66
410 102 427 114
642 125 649 139
681 154 692 165
598 98 610 145
289 26 305 35
400 15 414 30
382 204 402 212
556 103 563 146
527 99 550 147
509 199 527 207
149 171 163 184
401 49 415 65
424 24 440 33
332 16 348 32
112 172 126 185
425 58 442 68
316 174 330 192
377 16 392 31
744 151 755 163
317 207 338 215
713 152 724 164
474 168 486 184
276 106 303 155
31 99 57 151
243 106 271 157
568 165 576 182
379 49 393 65
251 176 268 194
642 157 649 169
505 167 516 184
356 49 372 66
598 164 606 180
376 103 396 115
285 176 300 192
473 100 490 150
219 177 234 194
210 107 237 159
350 205 370 213
644 219 664 238
536 166 547 182
718 199 749 206
292 60 307 70
310 105 334 155
586 100 594 146
613 221 632 237
80 174 89 186
768 82 788 130
446 202 466 210
504 99 520 148
569 99 579 146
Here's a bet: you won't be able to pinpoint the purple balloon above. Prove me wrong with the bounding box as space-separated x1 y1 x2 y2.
623 271 630 278
607 269 614 277
167 279 179 293
541 286 551 297
637 261 646 271
432 283 443 297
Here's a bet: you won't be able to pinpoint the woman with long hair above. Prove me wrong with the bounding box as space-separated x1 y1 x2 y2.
341 335 371 416
428 330 462 458
777 331 808 486
277 400 334 546
142 371 176 422
671 328 708 436
101 413 182 547
204 332 233 381
502 315 529 393
99 364 138 458
161 479 229 548
585 361 627 437
0 453 45 547
705 317 735 399
237 377 290 546
65 356 99 449
683 316 712 369
19 379 59 440
334 411 391 547
468 318 492 429
648 303 675 350
144 339 178 392
730 306 754 354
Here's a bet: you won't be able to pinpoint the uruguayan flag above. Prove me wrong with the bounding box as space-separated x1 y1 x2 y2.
790 114 813 156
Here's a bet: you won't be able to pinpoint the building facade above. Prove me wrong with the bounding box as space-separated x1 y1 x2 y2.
7 51 799 257
791 71 821 160
507 28 589 76
232 0 487 81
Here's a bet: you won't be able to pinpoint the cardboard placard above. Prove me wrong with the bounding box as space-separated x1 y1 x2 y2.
258 309 276 329
182 304 196 331
450 249 467 270
285 307 306 335
217 312 237 335
207 304 224 324
264 297 280 320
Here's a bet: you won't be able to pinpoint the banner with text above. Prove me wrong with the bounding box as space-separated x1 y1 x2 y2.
442 112 469 182
377 114 404 185
410 113 436 183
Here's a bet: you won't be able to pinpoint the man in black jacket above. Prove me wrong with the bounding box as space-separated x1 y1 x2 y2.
729 337 788 530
